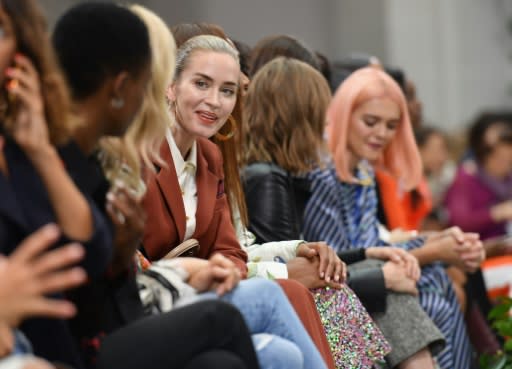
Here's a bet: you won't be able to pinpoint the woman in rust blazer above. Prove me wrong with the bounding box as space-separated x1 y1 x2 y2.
143 136 247 274
141 33 248 277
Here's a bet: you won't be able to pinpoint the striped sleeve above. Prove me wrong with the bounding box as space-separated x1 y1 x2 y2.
303 169 352 252
393 236 426 251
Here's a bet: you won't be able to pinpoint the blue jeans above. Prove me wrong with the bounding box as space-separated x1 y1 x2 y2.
13 330 32 355
252 333 303 369
194 278 327 369
0 330 35 369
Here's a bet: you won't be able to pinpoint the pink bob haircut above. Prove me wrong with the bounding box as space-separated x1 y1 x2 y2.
326 66 423 191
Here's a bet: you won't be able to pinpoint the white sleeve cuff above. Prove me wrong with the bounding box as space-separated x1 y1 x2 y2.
247 261 288 279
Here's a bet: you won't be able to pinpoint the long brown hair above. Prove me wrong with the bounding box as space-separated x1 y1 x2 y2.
2 0 74 145
244 57 330 174
171 23 248 226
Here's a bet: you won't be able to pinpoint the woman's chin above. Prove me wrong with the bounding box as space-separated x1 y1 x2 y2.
360 151 381 163
196 127 219 140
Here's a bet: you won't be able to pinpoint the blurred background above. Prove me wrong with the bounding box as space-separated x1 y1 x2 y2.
41 0 512 133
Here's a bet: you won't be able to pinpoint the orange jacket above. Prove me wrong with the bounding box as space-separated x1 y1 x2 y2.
375 169 432 231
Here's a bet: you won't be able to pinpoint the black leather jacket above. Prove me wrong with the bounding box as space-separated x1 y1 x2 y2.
242 162 387 312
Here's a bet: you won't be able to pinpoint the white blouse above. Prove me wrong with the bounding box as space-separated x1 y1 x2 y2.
166 129 198 241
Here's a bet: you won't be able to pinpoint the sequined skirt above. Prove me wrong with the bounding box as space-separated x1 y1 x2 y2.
312 285 390 369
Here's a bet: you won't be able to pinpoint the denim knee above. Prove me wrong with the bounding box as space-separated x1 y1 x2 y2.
237 278 283 300
252 333 304 369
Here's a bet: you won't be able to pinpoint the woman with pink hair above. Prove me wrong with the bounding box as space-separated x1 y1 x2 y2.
304 66 484 369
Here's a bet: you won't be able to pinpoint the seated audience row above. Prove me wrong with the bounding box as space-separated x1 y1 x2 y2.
0 1 496 369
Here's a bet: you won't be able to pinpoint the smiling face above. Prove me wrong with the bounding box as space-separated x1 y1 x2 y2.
168 50 239 144
347 96 401 165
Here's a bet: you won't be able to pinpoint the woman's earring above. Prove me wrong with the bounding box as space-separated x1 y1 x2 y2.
215 115 237 141
111 97 125 109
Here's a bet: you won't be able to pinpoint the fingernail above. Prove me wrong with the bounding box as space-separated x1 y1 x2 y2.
6 79 17 90
68 243 84 257
320 272 324 278
106 192 115 201
62 302 77 316
72 268 87 281
43 223 59 236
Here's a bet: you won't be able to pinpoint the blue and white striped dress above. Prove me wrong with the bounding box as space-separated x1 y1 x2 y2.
303 163 472 369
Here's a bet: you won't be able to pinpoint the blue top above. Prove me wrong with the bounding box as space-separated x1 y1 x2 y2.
303 161 424 251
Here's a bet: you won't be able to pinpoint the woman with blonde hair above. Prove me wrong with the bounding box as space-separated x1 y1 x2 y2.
166 23 347 369
304 66 484 368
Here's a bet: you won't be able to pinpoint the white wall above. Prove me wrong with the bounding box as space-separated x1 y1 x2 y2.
40 0 129 28
329 0 387 62
385 0 512 131
452 0 512 125
145 0 332 56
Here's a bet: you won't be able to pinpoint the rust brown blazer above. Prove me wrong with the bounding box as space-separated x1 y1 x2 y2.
142 137 248 276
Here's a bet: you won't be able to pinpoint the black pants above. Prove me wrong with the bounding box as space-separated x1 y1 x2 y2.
96 300 260 369
183 350 248 369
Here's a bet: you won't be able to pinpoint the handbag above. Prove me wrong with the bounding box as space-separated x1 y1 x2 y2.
164 238 200 259
136 239 200 315
137 259 196 314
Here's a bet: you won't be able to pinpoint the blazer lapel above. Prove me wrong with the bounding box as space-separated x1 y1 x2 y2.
155 142 187 242
194 142 218 238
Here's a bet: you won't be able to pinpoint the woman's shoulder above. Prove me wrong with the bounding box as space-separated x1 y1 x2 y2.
196 137 223 172
241 163 293 196
197 137 219 156
57 140 88 167
242 162 288 179
59 140 108 193
307 164 337 186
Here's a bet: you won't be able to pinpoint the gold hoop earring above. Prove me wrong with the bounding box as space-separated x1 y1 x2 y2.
215 115 237 141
